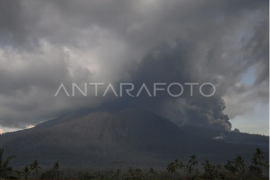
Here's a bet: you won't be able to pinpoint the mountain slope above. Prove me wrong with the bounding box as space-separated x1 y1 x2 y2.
0 109 268 167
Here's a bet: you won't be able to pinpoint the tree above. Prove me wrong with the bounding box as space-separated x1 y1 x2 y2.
234 155 246 172
216 164 222 171
184 155 199 179
53 162 60 171
52 162 60 179
250 148 268 176
134 168 143 179
167 162 176 180
224 160 234 172
146 167 157 179
175 159 184 170
40 162 61 179
21 166 30 179
173 159 184 179
202 159 212 172
30 160 41 174
0 148 17 179
77 171 94 180
251 148 266 168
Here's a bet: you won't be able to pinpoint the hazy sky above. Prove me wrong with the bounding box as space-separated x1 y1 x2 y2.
0 0 268 135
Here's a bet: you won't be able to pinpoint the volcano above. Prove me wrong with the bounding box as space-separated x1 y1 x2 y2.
0 109 268 168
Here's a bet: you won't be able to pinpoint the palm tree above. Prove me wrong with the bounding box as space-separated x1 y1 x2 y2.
167 162 176 180
52 162 60 179
174 159 184 179
185 155 199 179
127 167 135 179
202 159 212 172
175 159 184 170
53 162 60 171
251 148 265 168
0 148 16 179
189 155 198 167
250 148 268 176
234 155 246 172
21 166 30 179
30 160 41 174
134 168 143 179
224 160 237 173
146 167 157 179
202 159 215 178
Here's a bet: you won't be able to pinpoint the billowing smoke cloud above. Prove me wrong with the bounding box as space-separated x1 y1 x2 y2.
0 0 268 131
106 40 232 130
213 133 225 140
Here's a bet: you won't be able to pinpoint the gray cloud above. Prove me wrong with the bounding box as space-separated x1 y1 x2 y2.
0 0 268 131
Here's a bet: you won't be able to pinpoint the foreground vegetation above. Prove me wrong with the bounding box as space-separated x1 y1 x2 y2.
0 148 268 180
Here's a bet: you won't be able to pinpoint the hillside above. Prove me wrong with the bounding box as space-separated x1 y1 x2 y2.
0 109 268 168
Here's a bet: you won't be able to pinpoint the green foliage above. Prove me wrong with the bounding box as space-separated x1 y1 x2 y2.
0 148 17 179
146 167 157 179
20 166 30 179
249 148 269 176
78 171 95 179
167 162 176 179
166 159 184 180
0 147 269 180
40 162 62 179
30 160 41 174
184 155 199 179
201 159 224 179
126 167 144 180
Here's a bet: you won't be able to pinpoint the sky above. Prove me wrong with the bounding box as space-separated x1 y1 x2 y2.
229 66 268 135
0 0 269 135
231 66 268 135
